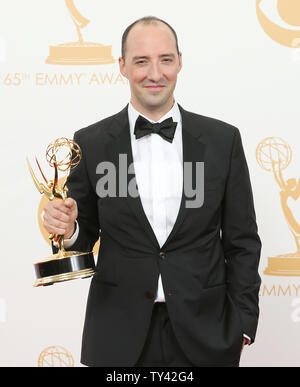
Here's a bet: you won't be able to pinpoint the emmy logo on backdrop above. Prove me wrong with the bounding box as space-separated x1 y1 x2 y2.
38 346 74 367
256 137 300 276
27 138 97 287
46 0 115 65
256 0 300 47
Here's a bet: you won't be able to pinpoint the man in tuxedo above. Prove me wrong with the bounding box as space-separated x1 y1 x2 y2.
44 16 261 367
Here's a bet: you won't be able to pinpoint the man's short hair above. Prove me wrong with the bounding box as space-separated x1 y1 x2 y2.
121 16 180 60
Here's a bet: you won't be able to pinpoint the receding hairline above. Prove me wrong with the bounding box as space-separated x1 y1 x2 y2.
133 18 171 29
121 17 179 60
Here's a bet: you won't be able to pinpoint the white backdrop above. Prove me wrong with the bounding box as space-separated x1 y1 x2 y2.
0 0 300 367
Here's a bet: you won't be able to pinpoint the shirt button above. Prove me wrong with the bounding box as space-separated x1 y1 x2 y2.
159 251 166 259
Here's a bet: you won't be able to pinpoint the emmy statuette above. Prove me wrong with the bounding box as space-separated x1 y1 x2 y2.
27 138 96 287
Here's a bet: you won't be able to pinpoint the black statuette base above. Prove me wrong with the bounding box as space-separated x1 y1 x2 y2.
34 251 96 287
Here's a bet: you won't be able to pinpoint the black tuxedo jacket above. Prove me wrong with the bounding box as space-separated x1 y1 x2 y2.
55 105 261 367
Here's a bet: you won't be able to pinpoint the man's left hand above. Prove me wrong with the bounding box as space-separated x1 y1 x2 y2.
241 337 251 355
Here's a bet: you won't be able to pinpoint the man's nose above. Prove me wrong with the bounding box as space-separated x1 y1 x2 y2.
147 63 163 82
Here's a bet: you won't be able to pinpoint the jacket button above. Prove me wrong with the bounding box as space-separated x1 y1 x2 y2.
159 251 166 259
145 291 154 299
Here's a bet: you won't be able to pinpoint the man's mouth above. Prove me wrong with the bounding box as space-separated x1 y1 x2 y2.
144 85 165 91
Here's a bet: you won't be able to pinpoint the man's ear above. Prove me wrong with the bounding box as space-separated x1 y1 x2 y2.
178 52 183 73
119 57 127 78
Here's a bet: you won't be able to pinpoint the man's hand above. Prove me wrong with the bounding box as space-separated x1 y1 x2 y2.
43 198 78 239
240 337 251 356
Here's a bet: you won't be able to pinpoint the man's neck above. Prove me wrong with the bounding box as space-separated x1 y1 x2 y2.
130 99 175 122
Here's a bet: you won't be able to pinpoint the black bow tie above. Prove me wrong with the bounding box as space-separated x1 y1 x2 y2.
134 115 177 143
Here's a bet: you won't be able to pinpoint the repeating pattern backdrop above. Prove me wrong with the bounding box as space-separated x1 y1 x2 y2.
0 0 299 367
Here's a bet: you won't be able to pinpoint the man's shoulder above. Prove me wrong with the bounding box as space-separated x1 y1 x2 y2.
180 106 239 138
74 105 128 143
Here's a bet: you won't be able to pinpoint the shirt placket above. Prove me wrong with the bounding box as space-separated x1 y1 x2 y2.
150 134 167 248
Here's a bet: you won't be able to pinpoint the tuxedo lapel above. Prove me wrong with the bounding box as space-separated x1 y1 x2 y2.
106 105 206 250
161 105 206 248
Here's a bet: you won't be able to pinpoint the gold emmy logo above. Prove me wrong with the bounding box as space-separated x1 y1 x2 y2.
256 0 300 47
37 178 100 257
38 346 74 367
256 137 300 276
46 0 115 65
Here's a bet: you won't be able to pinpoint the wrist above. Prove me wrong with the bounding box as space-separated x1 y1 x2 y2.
64 222 76 240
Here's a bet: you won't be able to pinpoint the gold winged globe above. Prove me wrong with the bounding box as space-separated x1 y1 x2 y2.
27 137 96 287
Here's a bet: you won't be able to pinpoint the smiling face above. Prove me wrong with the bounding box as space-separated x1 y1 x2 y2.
119 22 182 120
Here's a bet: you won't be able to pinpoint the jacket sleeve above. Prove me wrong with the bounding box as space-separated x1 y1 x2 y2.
52 131 100 255
221 127 262 343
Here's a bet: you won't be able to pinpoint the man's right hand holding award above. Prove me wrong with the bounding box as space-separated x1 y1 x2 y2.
43 197 78 242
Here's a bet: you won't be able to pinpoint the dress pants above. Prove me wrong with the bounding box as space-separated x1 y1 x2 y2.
135 302 194 367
